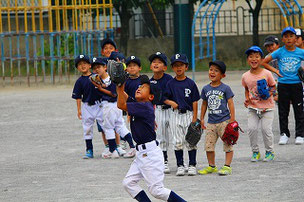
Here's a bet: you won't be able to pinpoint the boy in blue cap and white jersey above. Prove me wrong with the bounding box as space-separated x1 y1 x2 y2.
117 74 186 202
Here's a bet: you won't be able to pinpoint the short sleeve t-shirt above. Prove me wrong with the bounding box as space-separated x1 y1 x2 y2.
242 69 276 109
164 77 200 111
127 101 156 145
271 46 304 84
201 83 234 124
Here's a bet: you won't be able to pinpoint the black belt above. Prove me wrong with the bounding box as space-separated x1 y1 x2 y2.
87 102 95 106
135 140 159 151
174 109 187 114
157 105 170 110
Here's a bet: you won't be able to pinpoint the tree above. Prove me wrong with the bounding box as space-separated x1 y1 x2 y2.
245 0 264 45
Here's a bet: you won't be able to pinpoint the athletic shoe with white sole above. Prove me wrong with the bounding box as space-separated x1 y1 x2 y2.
123 148 136 158
197 166 218 175
278 133 289 145
187 166 197 176
295 136 304 145
176 166 185 176
102 149 119 159
83 149 94 159
263 151 274 162
251 152 260 162
164 161 170 174
116 146 127 156
102 145 109 157
218 166 232 175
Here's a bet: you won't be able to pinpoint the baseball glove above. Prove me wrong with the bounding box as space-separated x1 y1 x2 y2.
185 119 203 147
89 74 102 85
221 121 243 145
107 60 128 86
257 79 270 100
298 67 304 82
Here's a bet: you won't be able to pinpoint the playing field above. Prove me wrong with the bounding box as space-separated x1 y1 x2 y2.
1 71 303 202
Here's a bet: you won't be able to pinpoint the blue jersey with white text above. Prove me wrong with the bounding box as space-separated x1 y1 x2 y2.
271 46 304 84
127 100 156 144
72 75 103 104
101 76 117 103
150 73 173 106
125 77 141 99
164 77 200 111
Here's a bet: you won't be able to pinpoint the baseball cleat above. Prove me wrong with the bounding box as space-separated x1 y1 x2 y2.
218 166 232 175
176 166 185 176
83 149 94 159
116 146 127 156
187 166 197 176
278 133 289 145
263 151 274 162
295 137 304 145
123 148 136 158
251 152 260 162
197 166 218 175
164 161 170 174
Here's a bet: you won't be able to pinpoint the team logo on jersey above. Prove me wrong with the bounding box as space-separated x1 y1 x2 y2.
131 56 135 60
80 55 84 58
93 57 97 62
156 52 161 55
150 80 157 84
175 54 181 59
185 88 191 97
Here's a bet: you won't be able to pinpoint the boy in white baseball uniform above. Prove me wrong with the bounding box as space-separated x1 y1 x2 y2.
118 74 186 202
164 54 200 176
149 52 173 174
91 57 136 158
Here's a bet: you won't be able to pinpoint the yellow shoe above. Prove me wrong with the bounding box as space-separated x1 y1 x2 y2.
218 166 232 175
198 166 218 175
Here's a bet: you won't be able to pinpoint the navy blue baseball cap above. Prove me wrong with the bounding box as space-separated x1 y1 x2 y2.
170 53 189 65
75 54 90 68
91 57 108 67
281 26 296 36
149 52 168 66
295 28 304 38
109 51 125 61
101 38 117 49
209 60 226 74
245 46 264 57
140 74 162 104
126 55 141 66
264 35 279 46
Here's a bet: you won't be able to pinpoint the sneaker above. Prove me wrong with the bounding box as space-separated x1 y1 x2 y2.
218 166 232 175
164 161 170 174
116 146 127 156
197 166 218 175
102 149 119 159
123 148 136 158
263 151 275 162
83 149 94 159
176 166 185 176
102 145 109 157
278 133 289 145
295 137 304 145
188 166 197 176
121 140 128 150
251 152 260 162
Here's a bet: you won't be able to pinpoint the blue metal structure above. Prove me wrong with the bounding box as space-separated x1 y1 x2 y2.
191 0 304 81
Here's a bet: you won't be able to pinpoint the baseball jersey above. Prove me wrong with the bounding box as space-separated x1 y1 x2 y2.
271 46 304 84
127 99 156 145
72 75 103 104
164 77 200 111
125 77 141 99
101 76 117 103
201 83 234 124
150 73 173 106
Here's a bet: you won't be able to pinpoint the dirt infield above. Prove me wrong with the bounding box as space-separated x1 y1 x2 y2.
0 71 303 202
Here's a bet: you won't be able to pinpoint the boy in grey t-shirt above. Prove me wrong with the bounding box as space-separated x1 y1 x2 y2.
198 60 235 176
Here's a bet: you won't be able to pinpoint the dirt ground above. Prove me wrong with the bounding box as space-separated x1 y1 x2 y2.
0 71 303 202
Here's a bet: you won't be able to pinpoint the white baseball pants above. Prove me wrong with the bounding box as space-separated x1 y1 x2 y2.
81 103 103 140
155 106 171 151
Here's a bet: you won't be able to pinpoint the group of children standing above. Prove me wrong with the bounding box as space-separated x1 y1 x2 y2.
71 26 304 202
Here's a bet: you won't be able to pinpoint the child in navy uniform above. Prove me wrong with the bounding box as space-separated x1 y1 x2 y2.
118 74 186 202
164 54 200 176
149 52 173 174
72 55 104 159
125 55 142 99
